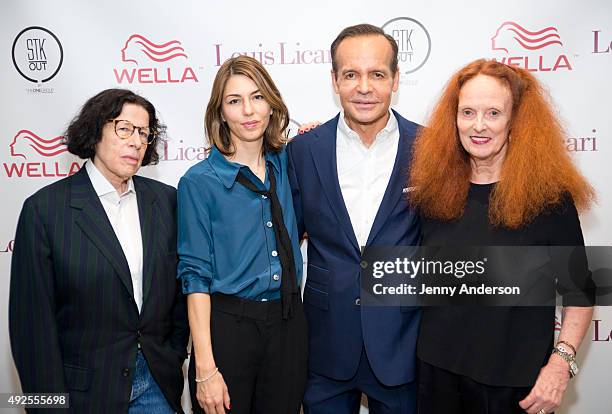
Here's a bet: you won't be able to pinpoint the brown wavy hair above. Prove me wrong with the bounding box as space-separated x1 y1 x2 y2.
205 55 289 156
409 59 594 228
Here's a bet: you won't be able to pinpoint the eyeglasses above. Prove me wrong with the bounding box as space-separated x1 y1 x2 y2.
108 119 155 144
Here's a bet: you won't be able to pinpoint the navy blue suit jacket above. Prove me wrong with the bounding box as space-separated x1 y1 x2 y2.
287 110 422 386
9 167 189 413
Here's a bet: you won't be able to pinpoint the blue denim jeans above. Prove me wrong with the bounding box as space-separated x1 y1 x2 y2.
129 350 175 414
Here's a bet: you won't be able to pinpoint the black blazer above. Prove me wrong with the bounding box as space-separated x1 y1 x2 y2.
9 166 189 413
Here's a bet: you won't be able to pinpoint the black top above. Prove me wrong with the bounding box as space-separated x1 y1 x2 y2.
417 183 589 387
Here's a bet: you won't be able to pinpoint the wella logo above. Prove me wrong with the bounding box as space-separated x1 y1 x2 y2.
113 34 199 84
4 130 82 178
491 21 572 72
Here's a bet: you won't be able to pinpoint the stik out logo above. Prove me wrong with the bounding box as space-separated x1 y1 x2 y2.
382 17 431 74
12 26 63 93
4 130 82 178
491 21 572 72
113 34 199 84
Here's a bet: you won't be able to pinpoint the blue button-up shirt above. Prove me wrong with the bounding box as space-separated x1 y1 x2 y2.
177 146 303 301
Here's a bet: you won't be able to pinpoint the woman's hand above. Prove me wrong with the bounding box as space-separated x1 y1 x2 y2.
519 355 570 414
196 369 230 414
187 294 230 413
298 121 322 134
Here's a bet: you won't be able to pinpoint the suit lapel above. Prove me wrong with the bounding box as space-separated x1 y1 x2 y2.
366 113 412 246
134 177 157 307
309 116 360 253
70 167 133 297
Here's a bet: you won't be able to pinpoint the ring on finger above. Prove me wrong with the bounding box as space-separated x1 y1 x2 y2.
537 409 546 414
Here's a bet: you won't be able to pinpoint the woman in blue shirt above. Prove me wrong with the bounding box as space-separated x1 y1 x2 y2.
177 56 307 414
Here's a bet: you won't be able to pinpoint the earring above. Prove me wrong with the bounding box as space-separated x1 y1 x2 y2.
270 109 273 116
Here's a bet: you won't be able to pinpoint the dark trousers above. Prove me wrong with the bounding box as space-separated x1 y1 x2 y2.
418 360 534 414
188 293 308 414
303 348 417 414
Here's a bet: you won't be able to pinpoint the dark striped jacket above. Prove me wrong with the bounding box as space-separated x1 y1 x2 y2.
9 166 189 413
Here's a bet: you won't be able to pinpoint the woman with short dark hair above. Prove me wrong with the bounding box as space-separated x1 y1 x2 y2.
10 88 189 414
66 88 164 166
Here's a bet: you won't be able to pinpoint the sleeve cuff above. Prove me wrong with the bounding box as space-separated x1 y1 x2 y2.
562 289 596 307
181 276 211 295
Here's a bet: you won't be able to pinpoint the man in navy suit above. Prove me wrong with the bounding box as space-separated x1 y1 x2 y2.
287 24 421 413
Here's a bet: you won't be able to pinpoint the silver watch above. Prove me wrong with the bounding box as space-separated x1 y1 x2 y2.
552 347 579 377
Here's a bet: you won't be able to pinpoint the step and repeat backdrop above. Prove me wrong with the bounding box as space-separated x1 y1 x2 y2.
1 0 610 412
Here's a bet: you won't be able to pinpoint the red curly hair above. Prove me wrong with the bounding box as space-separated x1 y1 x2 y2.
409 59 594 228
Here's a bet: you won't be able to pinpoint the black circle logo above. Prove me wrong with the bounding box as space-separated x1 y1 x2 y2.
12 26 63 83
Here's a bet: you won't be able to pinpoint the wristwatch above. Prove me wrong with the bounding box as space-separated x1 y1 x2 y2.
552 346 579 378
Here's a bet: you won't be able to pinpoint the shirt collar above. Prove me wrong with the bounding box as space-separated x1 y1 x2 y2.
208 146 281 189
338 109 398 143
85 161 135 200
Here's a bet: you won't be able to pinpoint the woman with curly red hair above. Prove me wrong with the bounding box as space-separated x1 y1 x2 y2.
410 59 595 414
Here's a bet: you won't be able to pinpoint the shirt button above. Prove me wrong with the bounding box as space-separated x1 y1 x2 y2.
266 221 273 228
122 368 130 377
273 274 280 281
271 250 278 257
360 260 368 269
137 330 141 337
355 298 361 306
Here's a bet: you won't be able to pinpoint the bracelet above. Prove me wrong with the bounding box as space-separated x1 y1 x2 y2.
552 347 579 378
556 340 577 356
195 367 219 383
552 347 575 363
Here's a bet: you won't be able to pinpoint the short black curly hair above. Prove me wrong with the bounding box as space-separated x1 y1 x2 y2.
65 88 166 166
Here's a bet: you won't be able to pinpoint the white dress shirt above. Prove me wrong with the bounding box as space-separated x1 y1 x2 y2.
85 161 144 313
336 111 400 247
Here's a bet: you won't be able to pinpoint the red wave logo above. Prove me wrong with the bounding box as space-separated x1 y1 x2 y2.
121 34 188 65
10 130 68 159
492 21 563 54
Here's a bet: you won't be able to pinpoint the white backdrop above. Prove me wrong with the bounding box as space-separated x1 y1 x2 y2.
1 1 610 412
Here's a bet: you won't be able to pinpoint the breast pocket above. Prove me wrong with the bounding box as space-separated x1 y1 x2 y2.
304 264 330 310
